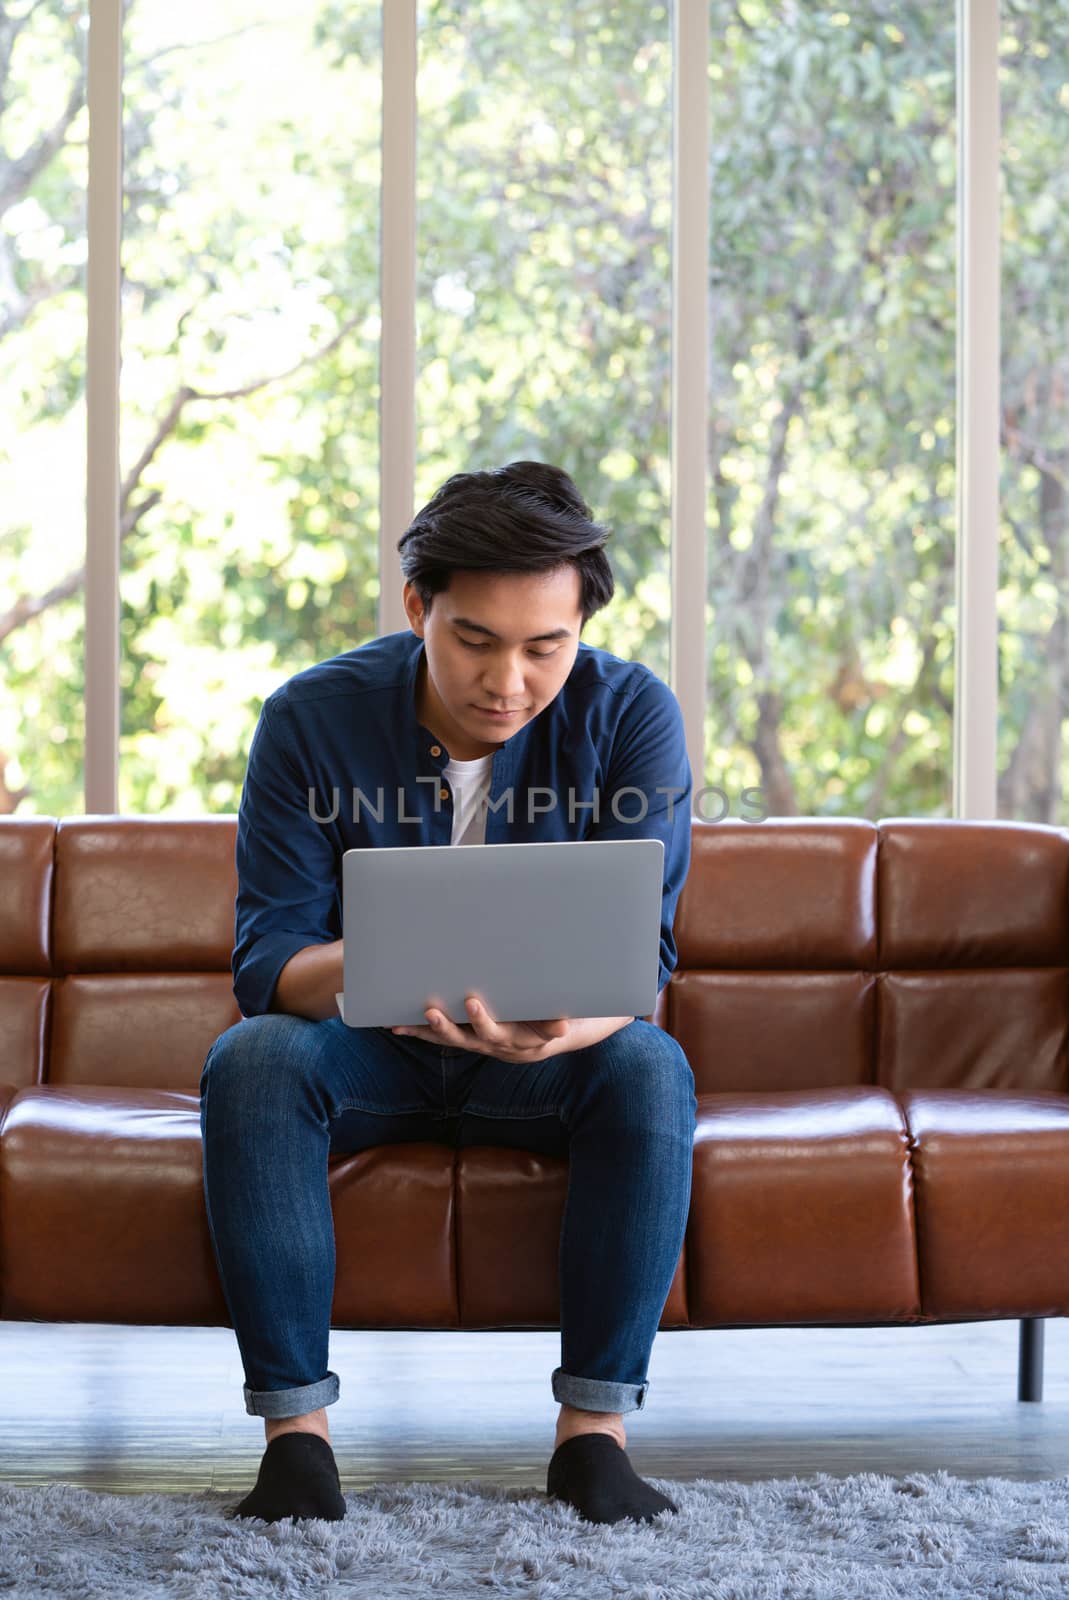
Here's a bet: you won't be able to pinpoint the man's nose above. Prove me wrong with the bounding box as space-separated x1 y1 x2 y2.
483 658 526 700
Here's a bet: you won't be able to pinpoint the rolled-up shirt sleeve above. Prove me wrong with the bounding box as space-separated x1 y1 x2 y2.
231 695 341 1017
588 673 693 996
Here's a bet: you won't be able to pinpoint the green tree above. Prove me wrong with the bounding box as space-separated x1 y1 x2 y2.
1 0 1066 823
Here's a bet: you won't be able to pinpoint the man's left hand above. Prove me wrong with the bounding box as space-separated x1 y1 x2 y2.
391 996 629 1063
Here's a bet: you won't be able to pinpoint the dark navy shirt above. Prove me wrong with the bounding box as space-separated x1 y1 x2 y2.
232 628 692 1018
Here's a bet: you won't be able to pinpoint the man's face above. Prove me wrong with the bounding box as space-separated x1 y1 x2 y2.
403 566 584 759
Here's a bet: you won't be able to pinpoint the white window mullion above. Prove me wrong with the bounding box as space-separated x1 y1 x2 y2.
954 0 1001 819
670 0 709 792
379 0 418 638
85 0 122 814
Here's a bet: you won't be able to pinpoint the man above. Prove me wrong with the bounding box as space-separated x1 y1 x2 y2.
199 460 697 1527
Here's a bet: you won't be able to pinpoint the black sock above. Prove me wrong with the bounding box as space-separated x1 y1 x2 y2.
546 1432 678 1525
229 1432 347 1524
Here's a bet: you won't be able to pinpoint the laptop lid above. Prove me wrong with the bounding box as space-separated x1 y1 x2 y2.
338 838 664 1028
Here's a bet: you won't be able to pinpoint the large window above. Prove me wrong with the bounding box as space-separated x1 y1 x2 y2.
118 0 381 813
996 3 1069 823
415 0 673 680
3 1 1064 828
705 2 957 819
0 1 89 817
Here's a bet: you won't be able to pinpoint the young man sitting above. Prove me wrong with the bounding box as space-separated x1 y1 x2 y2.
199 460 696 1527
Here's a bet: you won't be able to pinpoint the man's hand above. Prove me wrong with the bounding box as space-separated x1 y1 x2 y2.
391 995 631 1063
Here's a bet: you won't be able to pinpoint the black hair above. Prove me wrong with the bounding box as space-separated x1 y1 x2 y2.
396 460 615 626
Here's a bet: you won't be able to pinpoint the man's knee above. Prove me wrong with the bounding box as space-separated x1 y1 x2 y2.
200 1012 309 1099
591 1021 696 1116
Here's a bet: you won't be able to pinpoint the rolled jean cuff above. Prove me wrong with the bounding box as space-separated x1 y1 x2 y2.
551 1366 648 1414
243 1370 341 1419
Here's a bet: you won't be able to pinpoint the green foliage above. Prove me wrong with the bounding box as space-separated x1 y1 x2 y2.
0 0 1066 821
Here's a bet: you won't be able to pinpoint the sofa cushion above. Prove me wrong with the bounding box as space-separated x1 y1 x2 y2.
878 968 1069 1093
48 974 240 1092
0 818 53 974
877 822 1069 1093
902 1087 1069 1317
687 1086 920 1324
53 817 236 975
6 1080 1069 1333
0 1085 222 1323
0 820 55 1089
0 978 50 1090
670 969 876 1094
0 1085 457 1326
879 819 1069 968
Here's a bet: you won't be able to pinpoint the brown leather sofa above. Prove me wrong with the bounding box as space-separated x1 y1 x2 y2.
2 814 1066 1401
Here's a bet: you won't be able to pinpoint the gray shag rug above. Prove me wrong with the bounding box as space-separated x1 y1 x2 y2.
3 1469 1069 1598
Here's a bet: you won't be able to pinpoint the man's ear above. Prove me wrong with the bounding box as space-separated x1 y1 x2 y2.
402 582 425 636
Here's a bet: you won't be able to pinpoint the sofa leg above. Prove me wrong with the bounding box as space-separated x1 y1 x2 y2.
1017 1317 1045 1402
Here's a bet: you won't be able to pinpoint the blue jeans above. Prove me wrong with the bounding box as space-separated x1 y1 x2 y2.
198 1013 696 1420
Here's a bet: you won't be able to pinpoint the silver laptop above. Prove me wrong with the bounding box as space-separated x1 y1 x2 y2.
336 838 664 1029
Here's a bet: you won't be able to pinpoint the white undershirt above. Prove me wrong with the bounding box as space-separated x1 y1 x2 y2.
443 752 494 845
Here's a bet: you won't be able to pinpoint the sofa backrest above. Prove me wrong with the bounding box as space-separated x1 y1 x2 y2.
1 818 239 1094
1 816 1067 1096
669 817 1069 1095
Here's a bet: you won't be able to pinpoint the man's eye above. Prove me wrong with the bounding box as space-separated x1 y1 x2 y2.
458 639 557 658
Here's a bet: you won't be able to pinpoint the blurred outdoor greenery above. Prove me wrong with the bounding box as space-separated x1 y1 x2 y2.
1 0 1066 821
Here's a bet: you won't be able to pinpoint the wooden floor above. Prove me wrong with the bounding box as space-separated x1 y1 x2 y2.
2 1318 1068 1497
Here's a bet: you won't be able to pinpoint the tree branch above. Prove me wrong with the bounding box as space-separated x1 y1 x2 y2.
1003 508 1051 573
866 597 950 818
0 53 85 219
126 20 277 74
0 2 51 125
1 308 366 647
0 230 80 340
1001 414 1069 495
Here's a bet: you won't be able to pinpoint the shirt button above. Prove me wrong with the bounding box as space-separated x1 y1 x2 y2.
439 786 449 801
430 744 441 757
